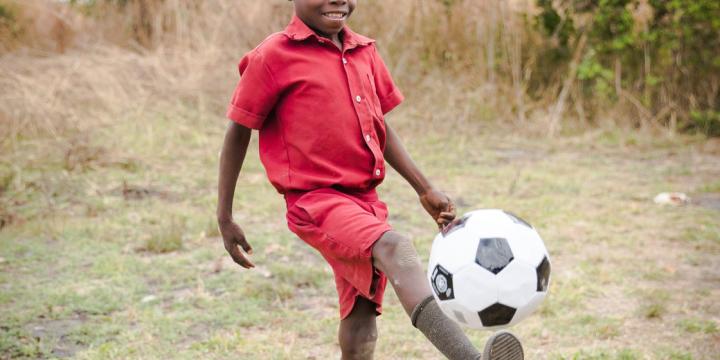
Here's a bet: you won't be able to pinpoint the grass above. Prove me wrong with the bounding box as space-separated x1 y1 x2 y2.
1 101 719 359
698 180 720 193
141 216 185 254
677 318 718 335
550 348 642 360
636 289 670 319
1 2 719 357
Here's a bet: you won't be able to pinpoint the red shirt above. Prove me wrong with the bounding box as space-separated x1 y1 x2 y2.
226 15 404 194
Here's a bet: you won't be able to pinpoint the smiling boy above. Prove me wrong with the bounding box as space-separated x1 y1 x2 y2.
217 1 524 359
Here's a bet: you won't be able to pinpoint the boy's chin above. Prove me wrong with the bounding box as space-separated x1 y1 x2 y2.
316 26 344 38
320 23 345 34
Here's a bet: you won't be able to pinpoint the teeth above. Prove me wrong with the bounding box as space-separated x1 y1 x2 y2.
324 12 345 19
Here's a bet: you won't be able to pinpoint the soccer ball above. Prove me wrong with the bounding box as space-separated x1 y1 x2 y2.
427 209 551 330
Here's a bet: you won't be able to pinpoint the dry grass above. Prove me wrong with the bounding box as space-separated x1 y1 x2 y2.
0 0 589 152
2 0 694 165
1 1 719 358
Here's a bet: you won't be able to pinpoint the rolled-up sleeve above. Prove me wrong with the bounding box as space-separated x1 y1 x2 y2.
371 46 404 115
226 51 279 129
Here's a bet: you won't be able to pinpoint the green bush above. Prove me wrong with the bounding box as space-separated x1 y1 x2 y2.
688 111 720 136
535 0 720 135
0 1 22 46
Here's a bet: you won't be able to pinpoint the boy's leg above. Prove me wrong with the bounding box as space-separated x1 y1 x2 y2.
338 297 378 360
371 231 432 316
372 231 524 360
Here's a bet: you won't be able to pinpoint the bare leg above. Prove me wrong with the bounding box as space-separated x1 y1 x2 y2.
371 231 433 315
339 296 378 360
372 230 481 360
372 231 524 360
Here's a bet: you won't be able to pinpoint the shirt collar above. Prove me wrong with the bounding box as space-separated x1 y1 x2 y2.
283 14 375 49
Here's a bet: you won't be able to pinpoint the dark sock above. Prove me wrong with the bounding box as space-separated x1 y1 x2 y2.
411 295 482 360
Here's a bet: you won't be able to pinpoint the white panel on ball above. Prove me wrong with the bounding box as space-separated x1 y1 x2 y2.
453 264 498 313
509 292 547 326
495 261 537 309
505 227 547 267
464 210 512 237
429 230 481 273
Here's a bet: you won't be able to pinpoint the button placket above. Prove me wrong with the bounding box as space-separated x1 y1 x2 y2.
341 51 384 180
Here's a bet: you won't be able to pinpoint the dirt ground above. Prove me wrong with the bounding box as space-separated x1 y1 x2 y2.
1 110 719 359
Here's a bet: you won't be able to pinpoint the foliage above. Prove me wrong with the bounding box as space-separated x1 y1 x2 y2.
535 0 720 135
687 110 720 136
0 1 21 48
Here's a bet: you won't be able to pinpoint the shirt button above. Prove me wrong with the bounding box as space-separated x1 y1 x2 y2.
355 95 362 103
342 58 348 64
375 169 381 177
365 134 371 142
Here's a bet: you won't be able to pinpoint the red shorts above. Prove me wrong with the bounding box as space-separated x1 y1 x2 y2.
285 188 392 319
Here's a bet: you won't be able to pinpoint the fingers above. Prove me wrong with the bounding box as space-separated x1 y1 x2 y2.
439 210 455 220
225 232 254 269
439 210 456 221
446 201 456 213
441 196 455 213
436 211 456 229
226 243 255 269
218 221 255 269
237 236 254 255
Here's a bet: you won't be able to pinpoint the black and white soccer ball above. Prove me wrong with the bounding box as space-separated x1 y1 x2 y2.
427 209 551 330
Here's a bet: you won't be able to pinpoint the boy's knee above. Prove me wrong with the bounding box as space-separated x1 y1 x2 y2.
339 314 377 359
372 231 420 272
341 336 376 360
342 327 378 349
341 324 377 359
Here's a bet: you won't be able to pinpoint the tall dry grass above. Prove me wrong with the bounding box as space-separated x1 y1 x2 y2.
1 0 548 154
2 0 689 165
0 0 288 143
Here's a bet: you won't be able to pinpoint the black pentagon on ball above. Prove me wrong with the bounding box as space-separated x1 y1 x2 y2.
503 211 533 229
431 264 454 300
536 256 551 292
478 303 516 327
475 238 514 274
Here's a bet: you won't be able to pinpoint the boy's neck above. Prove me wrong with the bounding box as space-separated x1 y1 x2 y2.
317 30 343 50
297 16 344 50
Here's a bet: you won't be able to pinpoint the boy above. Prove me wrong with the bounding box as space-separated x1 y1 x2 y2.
217 1 525 359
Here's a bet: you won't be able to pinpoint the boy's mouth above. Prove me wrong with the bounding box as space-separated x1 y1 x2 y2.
322 12 347 21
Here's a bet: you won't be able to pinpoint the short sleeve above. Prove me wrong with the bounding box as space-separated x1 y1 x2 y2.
226 51 279 129
371 46 404 115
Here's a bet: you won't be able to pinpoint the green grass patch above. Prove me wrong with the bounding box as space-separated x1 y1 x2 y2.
552 348 642 360
677 318 718 334
141 216 185 253
636 289 670 319
698 180 720 193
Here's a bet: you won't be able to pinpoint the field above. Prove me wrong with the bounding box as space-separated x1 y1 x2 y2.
1 100 719 358
1 0 720 358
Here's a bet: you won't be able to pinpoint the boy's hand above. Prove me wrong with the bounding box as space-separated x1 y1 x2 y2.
218 219 255 269
419 189 456 230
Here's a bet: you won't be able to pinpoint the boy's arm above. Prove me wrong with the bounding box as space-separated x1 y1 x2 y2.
383 123 456 229
217 121 255 269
